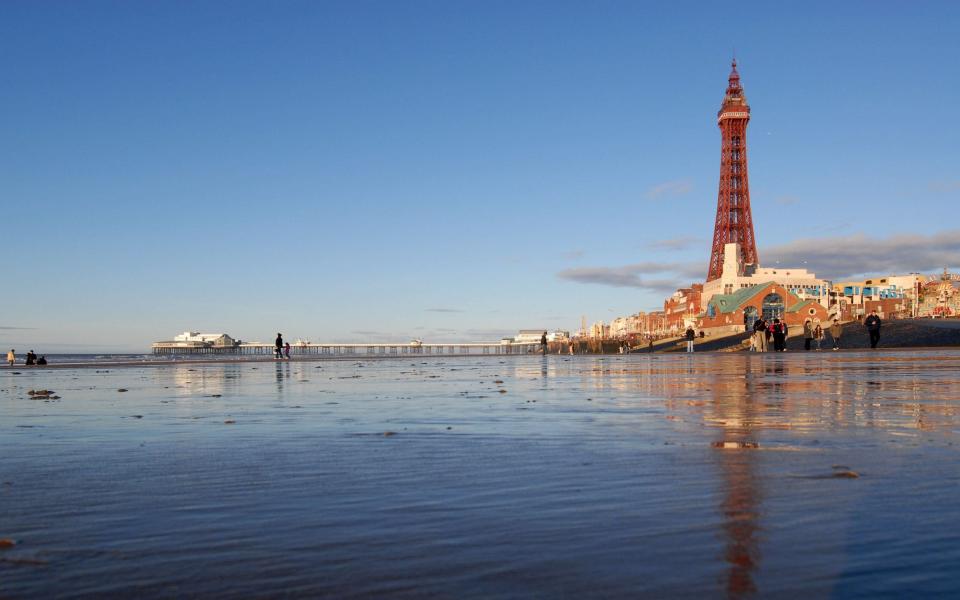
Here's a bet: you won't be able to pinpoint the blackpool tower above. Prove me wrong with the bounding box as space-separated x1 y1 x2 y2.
706 59 758 282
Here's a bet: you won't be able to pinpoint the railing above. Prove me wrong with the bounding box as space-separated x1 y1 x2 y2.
152 342 543 356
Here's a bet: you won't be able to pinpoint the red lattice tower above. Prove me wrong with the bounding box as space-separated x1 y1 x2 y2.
706 59 758 281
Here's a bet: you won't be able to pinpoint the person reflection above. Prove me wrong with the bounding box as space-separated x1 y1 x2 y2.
276 361 289 393
710 358 764 598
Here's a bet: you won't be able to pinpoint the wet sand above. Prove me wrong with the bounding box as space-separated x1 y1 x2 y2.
2 351 959 598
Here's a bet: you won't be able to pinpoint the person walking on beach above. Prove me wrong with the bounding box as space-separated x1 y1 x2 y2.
284 342 291 359
685 325 696 353
6 349 14 367
25 350 36 366
541 331 548 355
275 333 284 359
753 317 768 353
865 310 882 349
803 319 814 351
813 320 824 351
830 318 842 350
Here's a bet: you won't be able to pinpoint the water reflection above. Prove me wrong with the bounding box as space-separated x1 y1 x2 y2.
162 364 245 397
564 351 960 597
275 361 290 393
710 361 762 599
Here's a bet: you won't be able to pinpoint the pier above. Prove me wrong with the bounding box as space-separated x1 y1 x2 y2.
152 341 542 357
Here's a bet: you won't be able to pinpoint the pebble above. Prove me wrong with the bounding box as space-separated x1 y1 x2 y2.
712 441 759 449
833 470 860 478
117 388 128 393
0 539 16 549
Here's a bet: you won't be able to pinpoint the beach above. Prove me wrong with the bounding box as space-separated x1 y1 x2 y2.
2 351 960 598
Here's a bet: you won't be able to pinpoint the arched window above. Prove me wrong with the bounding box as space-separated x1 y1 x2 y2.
762 293 784 321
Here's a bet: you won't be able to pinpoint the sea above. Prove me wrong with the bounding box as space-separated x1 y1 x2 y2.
2 350 959 598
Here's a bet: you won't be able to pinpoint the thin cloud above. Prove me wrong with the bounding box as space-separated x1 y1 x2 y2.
928 180 960 193
775 195 799 205
0 326 36 330
647 236 701 251
762 230 960 279
645 179 693 200
562 249 585 260
464 328 514 339
425 308 464 313
557 261 702 292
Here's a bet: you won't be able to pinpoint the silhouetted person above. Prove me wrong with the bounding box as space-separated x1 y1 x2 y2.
541 331 548 355
753 317 768 352
803 319 814 351
275 333 284 359
25 350 36 365
284 342 291 359
865 310 882 349
771 319 787 352
685 325 696 353
37 356 47 365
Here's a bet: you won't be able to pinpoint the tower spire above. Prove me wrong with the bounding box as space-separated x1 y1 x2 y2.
706 60 758 281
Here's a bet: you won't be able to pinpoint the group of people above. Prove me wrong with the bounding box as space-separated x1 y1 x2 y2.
274 333 291 359
6 349 47 366
750 309 882 352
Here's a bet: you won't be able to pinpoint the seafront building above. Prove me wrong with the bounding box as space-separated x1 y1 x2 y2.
919 269 960 317
512 330 570 344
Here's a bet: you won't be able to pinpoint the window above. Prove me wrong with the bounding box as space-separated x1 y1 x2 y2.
762 293 784 321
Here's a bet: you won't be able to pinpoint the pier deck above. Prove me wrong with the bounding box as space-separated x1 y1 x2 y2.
152 341 542 357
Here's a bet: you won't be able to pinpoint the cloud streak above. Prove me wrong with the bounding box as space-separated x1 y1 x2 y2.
928 180 960 193
0 326 36 330
761 230 960 279
424 308 464 313
557 261 702 292
647 236 701 251
645 179 693 200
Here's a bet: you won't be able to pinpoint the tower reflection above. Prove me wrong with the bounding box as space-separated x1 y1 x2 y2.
707 358 765 598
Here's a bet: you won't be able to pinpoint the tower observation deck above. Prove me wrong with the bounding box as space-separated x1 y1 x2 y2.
707 59 759 282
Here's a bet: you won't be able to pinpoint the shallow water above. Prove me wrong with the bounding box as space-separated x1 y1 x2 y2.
2 351 959 598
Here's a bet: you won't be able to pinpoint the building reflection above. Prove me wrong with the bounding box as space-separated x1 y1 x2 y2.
708 358 764 599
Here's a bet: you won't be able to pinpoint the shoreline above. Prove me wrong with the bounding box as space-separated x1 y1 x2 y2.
2 345 959 371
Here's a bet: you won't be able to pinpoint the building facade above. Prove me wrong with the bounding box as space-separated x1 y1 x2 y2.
699 282 829 335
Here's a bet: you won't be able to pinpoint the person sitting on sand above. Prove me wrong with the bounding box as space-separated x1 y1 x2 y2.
37 356 47 365
6 349 14 367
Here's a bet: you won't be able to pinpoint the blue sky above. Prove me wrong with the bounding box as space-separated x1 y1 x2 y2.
2 1 959 352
